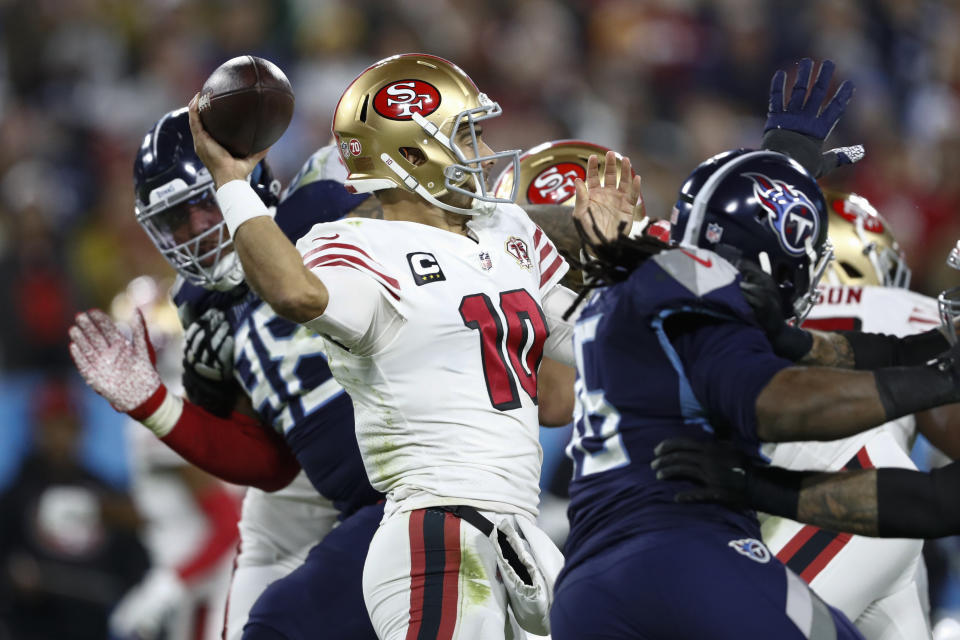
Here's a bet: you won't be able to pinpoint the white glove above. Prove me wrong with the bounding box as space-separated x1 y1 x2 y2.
109 567 188 640
69 309 162 413
183 308 234 381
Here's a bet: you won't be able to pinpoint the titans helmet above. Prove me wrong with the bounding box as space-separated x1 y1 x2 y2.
671 149 832 320
133 108 281 290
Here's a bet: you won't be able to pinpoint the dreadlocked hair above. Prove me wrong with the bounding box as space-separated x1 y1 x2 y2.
561 214 671 320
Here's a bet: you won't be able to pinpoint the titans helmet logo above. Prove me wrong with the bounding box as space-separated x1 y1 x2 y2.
743 172 820 257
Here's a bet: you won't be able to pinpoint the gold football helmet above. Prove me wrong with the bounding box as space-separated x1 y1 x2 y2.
492 139 627 205
824 190 910 288
332 53 519 216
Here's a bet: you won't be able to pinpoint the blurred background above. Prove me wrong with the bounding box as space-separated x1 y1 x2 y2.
3 0 960 636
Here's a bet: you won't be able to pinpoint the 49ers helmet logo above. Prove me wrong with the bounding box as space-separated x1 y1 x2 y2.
374 80 442 120
527 162 586 205
832 197 885 234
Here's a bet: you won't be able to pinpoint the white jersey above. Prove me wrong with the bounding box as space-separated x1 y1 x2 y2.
763 285 940 469
297 203 568 519
761 285 937 638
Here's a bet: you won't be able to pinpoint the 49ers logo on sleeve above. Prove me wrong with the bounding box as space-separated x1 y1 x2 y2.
505 236 533 269
374 80 441 120
527 162 585 205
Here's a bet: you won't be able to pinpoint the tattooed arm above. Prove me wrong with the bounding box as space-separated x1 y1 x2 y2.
798 330 856 368
795 470 878 535
654 437 960 538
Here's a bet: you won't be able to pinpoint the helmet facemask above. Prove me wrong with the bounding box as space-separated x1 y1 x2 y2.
393 94 519 215
939 241 960 346
136 176 243 291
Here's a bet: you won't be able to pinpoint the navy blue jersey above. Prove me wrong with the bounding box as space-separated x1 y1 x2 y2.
174 176 380 517
562 246 792 576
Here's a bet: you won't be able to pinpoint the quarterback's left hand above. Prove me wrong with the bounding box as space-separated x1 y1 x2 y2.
109 567 187 640
763 58 863 178
69 309 163 413
573 150 644 247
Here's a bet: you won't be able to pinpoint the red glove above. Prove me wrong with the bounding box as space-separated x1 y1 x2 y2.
69 309 181 434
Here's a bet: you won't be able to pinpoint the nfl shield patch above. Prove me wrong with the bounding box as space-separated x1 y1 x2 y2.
705 222 723 244
478 251 493 271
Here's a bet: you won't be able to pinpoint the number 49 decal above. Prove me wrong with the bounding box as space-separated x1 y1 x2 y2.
459 289 548 411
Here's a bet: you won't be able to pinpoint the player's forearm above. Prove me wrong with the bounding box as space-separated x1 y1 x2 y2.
216 180 329 322
795 470 879 536
233 217 329 322
755 367 887 442
758 353 960 441
152 394 300 491
798 327 951 370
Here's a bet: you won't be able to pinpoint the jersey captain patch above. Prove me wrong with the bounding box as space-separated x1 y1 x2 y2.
407 251 446 285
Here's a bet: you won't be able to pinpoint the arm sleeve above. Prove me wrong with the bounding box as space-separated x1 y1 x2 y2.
175 484 240 582
876 462 960 538
159 401 300 492
541 284 578 367
667 315 793 441
302 266 404 354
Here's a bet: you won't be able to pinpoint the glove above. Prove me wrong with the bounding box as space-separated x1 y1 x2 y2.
109 567 188 640
762 58 863 178
69 309 162 413
181 308 239 418
651 438 807 518
183 308 234 381
652 438 751 507
737 259 813 361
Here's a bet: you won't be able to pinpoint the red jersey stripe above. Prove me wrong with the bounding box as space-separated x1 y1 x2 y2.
406 511 427 640
305 259 401 301
539 255 564 289
302 241 378 264
436 513 461 640
304 253 402 291
533 227 543 247
798 532 853 583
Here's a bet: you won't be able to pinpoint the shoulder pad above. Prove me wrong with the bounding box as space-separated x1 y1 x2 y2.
275 179 369 242
651 247 738 298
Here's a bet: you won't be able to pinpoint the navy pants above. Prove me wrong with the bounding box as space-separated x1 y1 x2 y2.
243 502 383 640
552 521 865 640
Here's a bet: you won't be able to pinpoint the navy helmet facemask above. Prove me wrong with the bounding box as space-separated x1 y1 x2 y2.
672 149 833 321
133 108 281 291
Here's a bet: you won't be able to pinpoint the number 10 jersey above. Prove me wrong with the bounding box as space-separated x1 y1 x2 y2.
295 203 568 519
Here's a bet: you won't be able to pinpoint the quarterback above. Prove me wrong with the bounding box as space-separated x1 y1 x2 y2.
188 53 640 639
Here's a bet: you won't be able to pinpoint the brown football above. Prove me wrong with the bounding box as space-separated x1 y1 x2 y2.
197 55 294 157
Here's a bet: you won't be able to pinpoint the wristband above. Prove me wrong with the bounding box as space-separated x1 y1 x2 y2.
874 363 960 422
876 465 960 538
129 386 184 438
746 465 809 519
216 180 271 237
839 328 949 369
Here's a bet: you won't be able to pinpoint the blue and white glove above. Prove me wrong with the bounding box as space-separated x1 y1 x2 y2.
762 58 863 178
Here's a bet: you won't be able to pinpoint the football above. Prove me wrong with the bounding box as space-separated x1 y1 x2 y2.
197 55 294 157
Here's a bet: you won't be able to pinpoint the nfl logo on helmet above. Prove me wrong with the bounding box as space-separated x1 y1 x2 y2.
705 222 723 244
